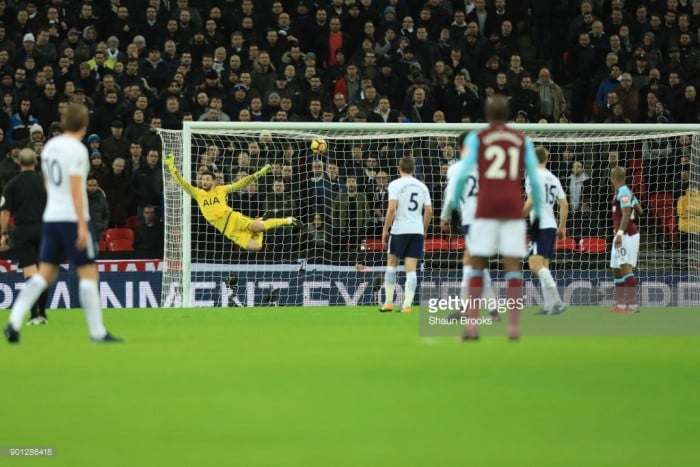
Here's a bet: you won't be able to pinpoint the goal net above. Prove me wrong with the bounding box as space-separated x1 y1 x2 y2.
158 123 699 308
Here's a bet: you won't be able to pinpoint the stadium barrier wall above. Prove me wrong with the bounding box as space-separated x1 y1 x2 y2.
0 260 697 308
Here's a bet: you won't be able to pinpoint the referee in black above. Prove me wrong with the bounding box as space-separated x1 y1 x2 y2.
0 148 49 325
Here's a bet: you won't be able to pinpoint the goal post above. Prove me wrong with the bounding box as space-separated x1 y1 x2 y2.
158 122 700 308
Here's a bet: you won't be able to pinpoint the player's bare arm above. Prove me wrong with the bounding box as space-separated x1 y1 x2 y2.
557 197 569 239
0 210 9 250
423 204 433 237
382 199 397 246
70 174 88 251
523 196 533 217
615 205 632 247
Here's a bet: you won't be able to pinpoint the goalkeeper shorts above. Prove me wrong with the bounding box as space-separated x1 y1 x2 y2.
214 211 263 249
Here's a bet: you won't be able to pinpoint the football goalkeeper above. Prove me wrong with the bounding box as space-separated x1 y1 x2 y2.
164 153 301 251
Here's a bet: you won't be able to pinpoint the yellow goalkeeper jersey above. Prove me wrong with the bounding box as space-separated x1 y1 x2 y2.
168 165 257 223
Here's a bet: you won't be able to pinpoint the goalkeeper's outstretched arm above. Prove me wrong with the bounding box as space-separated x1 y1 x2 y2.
225 164 273 193
163 153 197 198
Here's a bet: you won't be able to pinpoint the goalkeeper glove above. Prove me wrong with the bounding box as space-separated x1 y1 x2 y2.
256 164 272 179
163 152 175 167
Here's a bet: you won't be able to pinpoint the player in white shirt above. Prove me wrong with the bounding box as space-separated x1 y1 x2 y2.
380 156 432 313
4 103 121 344
523 147 569 315
441 131 497 318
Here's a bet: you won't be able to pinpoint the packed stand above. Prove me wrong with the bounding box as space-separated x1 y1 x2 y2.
0 0 697 260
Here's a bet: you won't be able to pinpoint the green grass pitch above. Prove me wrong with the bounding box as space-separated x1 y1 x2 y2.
2 306 699 466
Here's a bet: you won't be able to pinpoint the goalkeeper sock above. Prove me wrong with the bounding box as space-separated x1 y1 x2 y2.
461 266 472 300
9 274 48 330
402 272 417 308
79 279 107 340
384 266 397 305
263 218 291 230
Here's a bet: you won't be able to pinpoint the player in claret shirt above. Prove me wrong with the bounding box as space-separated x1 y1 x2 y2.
447 95 542 340
609 166 643 313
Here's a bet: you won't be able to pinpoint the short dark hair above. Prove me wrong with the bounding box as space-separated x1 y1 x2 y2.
456 131 470 150
399 155 415 174
200 170 215 179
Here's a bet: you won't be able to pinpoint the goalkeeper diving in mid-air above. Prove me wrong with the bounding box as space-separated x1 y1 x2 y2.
164 153 301 251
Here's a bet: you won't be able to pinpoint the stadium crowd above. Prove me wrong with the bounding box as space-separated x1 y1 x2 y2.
0 0 698 259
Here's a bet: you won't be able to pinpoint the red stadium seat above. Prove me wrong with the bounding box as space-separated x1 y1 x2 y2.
450 237 466 251
125 216 140 229
424 237 450 252
649 193 677 249
628 159 646 205
103 228 134 243
578 237 607 254
97 240 108 252
362 238 386 252
108 239 134 252
555 237 579 252
628 158 644 173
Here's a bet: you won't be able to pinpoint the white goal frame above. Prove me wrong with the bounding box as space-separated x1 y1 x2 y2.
164 122 700 307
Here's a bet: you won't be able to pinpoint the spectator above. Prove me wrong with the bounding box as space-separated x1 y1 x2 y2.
568 32 597 122
604 103 632 123
404 86 434 123
304 159 335 219
89 150 109 184
87 175 110 237
370 170 390 236
357 85 381 116
265 179 297 218
510 74 540 122
613 73 639 121
532 68 566 122
133 204 164 258
0 143 20 194
125 109 149 142
596 64 622 111
303 213 331 261
332 176 369 251
101 120 130 163
567 161 593 238
236 180 264 219
161 96 184 130
467 0 491 37
10 98 39 143
443 71 480 122
132 149 163 220
369 96 400 122
34 82 60 132
102 157 132 228
675 85 699 123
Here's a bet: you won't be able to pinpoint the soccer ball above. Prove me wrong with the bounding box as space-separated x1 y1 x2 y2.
310 138 328 155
